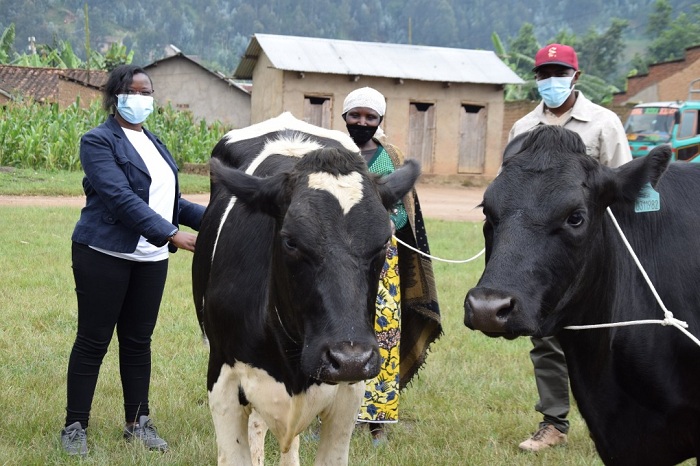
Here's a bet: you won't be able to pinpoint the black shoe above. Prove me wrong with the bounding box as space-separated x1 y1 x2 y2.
61 421 88 456
124 415 168 452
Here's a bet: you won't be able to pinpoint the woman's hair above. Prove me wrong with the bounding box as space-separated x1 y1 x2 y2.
102 64 151 113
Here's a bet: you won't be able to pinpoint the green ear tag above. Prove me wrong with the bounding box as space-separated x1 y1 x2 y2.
634 182 660 213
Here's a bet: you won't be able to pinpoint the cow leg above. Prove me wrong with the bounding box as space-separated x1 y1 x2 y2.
279 435 300 466
209 363 253 465
315 382 365 466
249 400 300 466
248 409 268 466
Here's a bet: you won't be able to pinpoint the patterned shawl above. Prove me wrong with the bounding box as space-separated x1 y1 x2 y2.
380 140 443 390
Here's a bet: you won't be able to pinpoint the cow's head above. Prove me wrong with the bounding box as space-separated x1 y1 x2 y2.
464 125 671 338
210 149 420 382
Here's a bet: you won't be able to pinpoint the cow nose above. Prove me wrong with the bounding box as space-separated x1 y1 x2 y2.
464 288 515 333
318 341 381 383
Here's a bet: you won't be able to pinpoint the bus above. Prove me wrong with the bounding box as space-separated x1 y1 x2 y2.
624 80 700 162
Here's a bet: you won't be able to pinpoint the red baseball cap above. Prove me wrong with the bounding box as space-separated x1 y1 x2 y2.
533 44 578 71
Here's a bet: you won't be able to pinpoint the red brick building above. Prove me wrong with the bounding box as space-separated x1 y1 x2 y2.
613 45 700 106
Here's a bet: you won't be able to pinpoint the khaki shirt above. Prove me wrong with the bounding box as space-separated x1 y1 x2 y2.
508 91 632 168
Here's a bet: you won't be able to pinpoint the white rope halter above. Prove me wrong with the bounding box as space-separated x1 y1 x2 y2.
392 235 485 263
562 207 700 347
395 209 700 347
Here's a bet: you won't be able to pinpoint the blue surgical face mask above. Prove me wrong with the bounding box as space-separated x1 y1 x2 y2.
537 76 575 109
116 94 154 124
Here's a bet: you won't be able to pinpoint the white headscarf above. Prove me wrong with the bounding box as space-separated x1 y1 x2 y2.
342 87 386 116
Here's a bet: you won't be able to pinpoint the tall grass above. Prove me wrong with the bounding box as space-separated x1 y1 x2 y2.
0 100 229 171
0 206 614 465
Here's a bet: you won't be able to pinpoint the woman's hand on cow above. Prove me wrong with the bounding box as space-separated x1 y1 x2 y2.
170 231 197 252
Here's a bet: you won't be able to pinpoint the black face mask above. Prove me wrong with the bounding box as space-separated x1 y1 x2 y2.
346 124 379 146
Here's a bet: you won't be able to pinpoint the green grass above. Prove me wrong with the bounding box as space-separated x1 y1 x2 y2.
0 168 211 196
0 204 610 465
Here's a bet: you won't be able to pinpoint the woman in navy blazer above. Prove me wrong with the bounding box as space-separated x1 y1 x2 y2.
60 64 205 456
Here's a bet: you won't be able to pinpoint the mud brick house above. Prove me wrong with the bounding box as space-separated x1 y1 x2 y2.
234 34 523 178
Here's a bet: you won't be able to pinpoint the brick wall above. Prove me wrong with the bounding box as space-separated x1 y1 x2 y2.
659 57 700 101
613 45 700 105
501 100 538 151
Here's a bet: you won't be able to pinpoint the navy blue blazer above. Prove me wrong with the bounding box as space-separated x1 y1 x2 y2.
72 115 205 253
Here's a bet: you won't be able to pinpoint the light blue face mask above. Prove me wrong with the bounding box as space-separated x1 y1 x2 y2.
116 94 154 124
536 76 575 109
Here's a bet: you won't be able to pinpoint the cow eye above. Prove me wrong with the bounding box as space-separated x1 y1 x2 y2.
282 236 297 251
566 211 585 227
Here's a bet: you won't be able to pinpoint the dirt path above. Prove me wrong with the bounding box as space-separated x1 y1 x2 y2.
0 183 486 222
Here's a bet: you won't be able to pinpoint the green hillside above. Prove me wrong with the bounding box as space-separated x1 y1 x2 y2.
3 0 699 83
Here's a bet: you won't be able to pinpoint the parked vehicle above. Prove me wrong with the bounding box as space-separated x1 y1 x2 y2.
624 79 700 162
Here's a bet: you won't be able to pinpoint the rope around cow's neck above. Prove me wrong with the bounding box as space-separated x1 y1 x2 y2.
562 207 700 347
392 209 700 347
392 235 485 263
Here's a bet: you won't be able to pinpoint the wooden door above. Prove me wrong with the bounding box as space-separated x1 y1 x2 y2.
458 104 487 174
407 102 436 172
303 96 331 128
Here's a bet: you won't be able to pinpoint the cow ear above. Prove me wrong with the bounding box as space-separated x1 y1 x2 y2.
502 131 528 163
375 159 421 208
209 158 287 216
612 144 671 204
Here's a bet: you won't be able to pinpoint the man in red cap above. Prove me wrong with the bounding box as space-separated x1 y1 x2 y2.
509 44 632 452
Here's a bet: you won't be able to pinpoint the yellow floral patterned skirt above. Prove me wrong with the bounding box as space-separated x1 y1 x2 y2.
357 239 400 423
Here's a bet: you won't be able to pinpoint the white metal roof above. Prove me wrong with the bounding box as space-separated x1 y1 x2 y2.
235 34 524 85
632 101 682 108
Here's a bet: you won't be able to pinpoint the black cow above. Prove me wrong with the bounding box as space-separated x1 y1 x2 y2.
192 112 420 465
464 125 700 465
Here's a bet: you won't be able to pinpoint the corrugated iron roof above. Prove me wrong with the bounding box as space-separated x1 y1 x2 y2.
235 34 523 85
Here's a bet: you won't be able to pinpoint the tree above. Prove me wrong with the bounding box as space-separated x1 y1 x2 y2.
647 5 700 63
576 73 619 105
507 23 539 79
646 0 672 40
631 3 700 76
492 30 537 101
0 23 15 63
576 19 628 82
0 21 132 71
85 43 133 71
494 22 623 104
551 30 578 49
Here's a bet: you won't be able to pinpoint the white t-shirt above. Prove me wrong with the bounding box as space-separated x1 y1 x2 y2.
93 128 176 262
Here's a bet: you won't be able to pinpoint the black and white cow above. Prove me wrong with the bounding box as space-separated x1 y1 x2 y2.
464 125 700 465
192 112 420 465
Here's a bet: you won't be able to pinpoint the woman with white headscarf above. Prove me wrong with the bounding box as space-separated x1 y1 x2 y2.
342 87 442 445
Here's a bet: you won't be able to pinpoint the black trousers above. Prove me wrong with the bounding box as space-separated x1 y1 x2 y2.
65 242 168 429
530 335 570 434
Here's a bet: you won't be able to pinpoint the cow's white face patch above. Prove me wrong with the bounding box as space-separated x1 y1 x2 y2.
223 111 358 152
245 134 322 185
261 134 322 159
307 171 364 215
213 135 322 263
